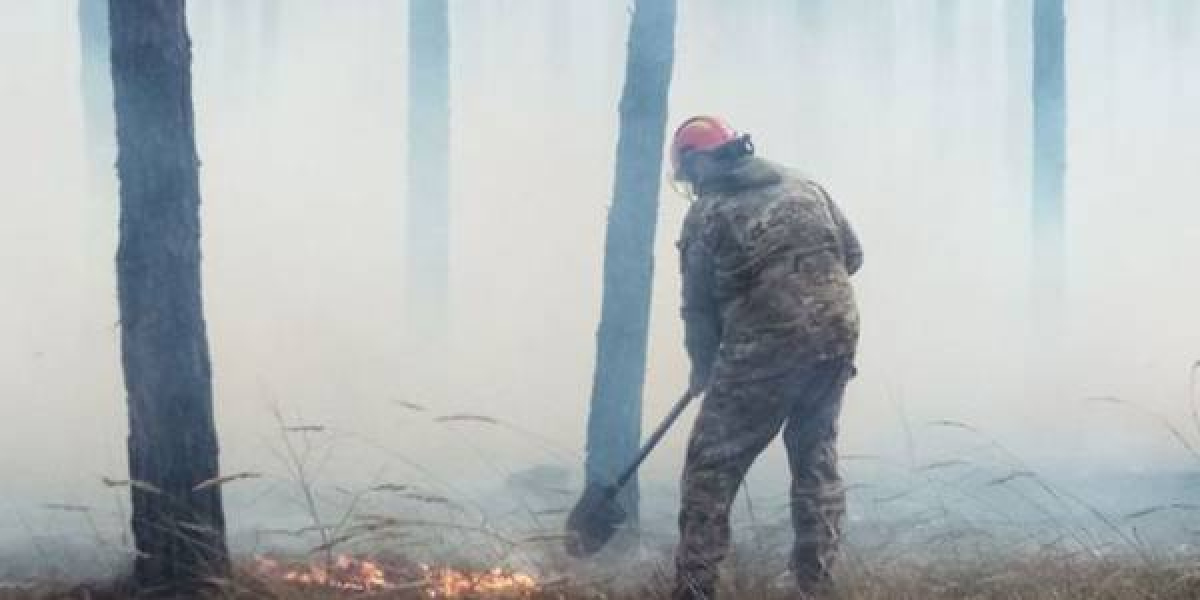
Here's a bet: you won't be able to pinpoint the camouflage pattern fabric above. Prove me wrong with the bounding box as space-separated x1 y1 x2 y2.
673 156 862 599
677 155 862 387
673 359 853 599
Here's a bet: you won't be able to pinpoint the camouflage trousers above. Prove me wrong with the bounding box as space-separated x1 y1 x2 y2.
674 358 854 599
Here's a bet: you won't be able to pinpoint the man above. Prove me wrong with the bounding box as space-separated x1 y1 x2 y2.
670 116 862 599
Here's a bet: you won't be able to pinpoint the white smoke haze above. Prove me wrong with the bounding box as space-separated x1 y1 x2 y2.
1 0 1198 579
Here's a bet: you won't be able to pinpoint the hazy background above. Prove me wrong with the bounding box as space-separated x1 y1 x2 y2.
1 0 1198 576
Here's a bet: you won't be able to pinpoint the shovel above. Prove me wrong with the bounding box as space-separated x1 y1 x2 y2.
565 390 700 557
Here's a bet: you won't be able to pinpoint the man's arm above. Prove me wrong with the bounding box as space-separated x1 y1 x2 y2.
819 186 863 275
678 206 722 394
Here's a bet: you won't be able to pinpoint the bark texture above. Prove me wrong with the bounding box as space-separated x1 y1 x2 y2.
584 0 677 523
108 0 229 592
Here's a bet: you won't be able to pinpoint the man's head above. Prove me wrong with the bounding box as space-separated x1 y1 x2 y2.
670 115 754 184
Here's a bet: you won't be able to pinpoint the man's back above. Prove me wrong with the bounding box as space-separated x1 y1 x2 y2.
680 156 862 382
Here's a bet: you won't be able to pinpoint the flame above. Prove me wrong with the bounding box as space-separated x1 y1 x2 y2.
425 566 539 598
254 555 540 598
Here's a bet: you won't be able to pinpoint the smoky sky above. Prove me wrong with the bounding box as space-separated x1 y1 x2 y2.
0 0 1198 560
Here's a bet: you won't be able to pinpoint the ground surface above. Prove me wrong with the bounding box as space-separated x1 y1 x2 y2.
4 554 1200 599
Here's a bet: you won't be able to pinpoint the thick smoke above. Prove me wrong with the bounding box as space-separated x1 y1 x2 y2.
0 0 1197 577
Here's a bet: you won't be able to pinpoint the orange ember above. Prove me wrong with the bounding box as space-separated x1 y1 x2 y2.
426 567 538 597
254 555 541 598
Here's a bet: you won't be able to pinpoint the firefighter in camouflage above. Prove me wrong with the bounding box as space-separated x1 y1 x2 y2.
669 116 863 600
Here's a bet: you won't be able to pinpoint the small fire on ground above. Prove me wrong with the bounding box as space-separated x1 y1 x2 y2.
254 555 541 598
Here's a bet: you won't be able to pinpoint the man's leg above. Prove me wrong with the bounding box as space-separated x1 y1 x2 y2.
781 359 854 591
674 378 789 599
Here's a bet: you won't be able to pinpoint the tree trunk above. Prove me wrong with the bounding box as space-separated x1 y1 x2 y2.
1032 0 1066 300
584 0 676 524
407 0 450 342
108 0 230 592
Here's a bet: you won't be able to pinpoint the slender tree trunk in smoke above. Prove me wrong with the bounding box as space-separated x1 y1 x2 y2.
407 0 450 342
1032 0 1066 306
79 0 115 219
108 0 230 591
584 0 676 524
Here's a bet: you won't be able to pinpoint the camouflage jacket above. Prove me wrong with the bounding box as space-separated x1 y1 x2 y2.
678 156 862 384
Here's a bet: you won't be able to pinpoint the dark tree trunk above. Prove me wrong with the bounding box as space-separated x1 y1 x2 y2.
108 0 230 592
407 0 450 341
584 0 676 524
1032 0 1066 298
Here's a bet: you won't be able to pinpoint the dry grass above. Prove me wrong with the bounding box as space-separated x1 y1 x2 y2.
9 367 1200 599
5 553 1199 600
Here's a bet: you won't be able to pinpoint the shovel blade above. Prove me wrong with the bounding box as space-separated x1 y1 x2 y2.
565 483 627 557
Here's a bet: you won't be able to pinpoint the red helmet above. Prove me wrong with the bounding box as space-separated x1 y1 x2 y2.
670 115 739 176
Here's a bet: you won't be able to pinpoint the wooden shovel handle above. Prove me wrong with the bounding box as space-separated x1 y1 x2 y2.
613 390 699 491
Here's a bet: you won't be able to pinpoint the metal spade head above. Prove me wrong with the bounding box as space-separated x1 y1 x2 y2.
564 483 627 557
